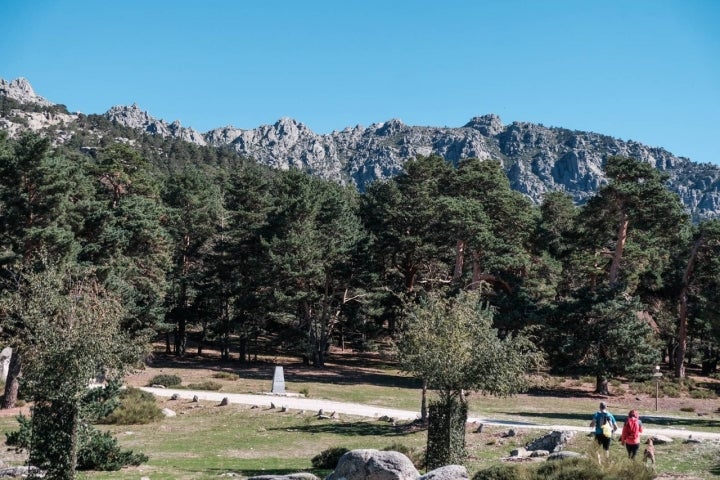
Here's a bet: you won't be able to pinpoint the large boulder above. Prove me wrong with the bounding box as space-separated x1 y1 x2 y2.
525 431 575 453
418 465 468 480
326 449 419 480
249 474 319 480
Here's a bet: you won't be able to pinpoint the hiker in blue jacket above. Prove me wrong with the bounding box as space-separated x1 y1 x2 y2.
590 401 618 457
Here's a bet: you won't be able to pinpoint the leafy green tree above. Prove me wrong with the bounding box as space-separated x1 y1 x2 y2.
0 260 141 479
162 168 221 356
545 287 660 393
582 156 688 290
263 169 366 366
0 134 101 408
91 144 172 339
674 219 720 377
396 290 541 467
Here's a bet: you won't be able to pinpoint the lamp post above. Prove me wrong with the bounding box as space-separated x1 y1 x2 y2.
652 365 663 412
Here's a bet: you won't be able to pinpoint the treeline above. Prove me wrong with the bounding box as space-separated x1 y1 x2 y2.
1 131 719 402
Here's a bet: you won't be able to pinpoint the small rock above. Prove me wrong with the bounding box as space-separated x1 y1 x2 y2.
219 397 229 406
170 393 179 400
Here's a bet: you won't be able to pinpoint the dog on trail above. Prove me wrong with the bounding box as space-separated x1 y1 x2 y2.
643 437 656 465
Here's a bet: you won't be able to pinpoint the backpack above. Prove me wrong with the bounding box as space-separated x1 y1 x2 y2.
601 421 613 438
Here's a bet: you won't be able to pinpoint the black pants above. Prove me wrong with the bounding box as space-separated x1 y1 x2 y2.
625 443 640 458
595 433 611 450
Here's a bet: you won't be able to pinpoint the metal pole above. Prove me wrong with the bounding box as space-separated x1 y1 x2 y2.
655 380 659 411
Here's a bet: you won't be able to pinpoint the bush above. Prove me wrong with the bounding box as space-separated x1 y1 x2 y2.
148 374 182 387
186 381 222 391
629 381 655 395
689 388 717 399
212 371 239 380
77 426 148 471
680 406 695 412
100 387 163 425
311 447 349 469
661 383 681 398
383 442 425 469
472 464 527 480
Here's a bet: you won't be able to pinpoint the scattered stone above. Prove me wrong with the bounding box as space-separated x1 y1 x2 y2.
251 405 259 409
248 474 318 480
192 395 198 402
280 405 288 413
474 423 484 433
651 434 674 445
0 466 44 478
151 384 166 388
170 393 179 400
530 450 550 458
684 435 702 444
270 402 276 409
510 447 530 458
318 409 323 416
502 429 516 437
219 397 229 406
419 464 469 480
547 451 583 461
526 430 575 453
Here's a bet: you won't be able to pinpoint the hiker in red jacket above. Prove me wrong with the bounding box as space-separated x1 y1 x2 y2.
620 409 644 458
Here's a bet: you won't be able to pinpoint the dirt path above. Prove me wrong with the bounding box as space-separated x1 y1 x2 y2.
142 387 720 441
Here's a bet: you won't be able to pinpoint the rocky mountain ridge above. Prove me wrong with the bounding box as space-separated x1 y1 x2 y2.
2 77 720 220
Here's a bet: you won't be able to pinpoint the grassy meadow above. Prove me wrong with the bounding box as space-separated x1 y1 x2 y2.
1 350 719 479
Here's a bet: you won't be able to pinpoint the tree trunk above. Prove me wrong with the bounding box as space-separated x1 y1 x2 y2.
676 235 702 378
595 374 609 395
452 239 465 282
608 210 629 287
420 379 428 423
2 351 21 409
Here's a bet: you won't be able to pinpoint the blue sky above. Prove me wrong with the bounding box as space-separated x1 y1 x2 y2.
1 1 719 164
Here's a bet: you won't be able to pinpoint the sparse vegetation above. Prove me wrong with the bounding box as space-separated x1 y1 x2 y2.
147 374 182 387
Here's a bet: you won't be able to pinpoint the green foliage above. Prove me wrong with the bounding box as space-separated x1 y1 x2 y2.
76 426 149 471
100 387 163 425
311 447 349 469
472 456 655 480
148 374 182 387
397 290 542 402
472 464 527 480
186 380 222 391
382 442 425 469
4 414 32 449
426 398 468 470
689 388 716 399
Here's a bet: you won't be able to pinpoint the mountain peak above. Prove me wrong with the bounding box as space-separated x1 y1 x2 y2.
0 77 54 107
464 114 504 136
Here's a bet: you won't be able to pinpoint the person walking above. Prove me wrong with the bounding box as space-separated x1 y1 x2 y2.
620 409 644 458
590 401 618 459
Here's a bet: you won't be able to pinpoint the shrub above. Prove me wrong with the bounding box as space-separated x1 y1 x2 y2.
383 442 425 469
148 374 182 387
472 464 527 480
689 388 717 399
629 381 655 395
212 371 239 380
299 387 310 397
77 426 148 471
311 447 349 469
661 383 681 398
680 406 695 412
101 387 163 425
186 381 222 391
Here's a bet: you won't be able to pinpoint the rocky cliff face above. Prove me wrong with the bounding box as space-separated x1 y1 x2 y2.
2 77 720 220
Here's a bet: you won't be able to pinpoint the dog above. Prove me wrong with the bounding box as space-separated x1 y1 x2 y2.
643 438 656 465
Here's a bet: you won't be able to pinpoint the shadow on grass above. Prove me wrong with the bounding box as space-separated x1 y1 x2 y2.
270 420 409 437
505 411 720 430
144 351 422 390
200 468 329 477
